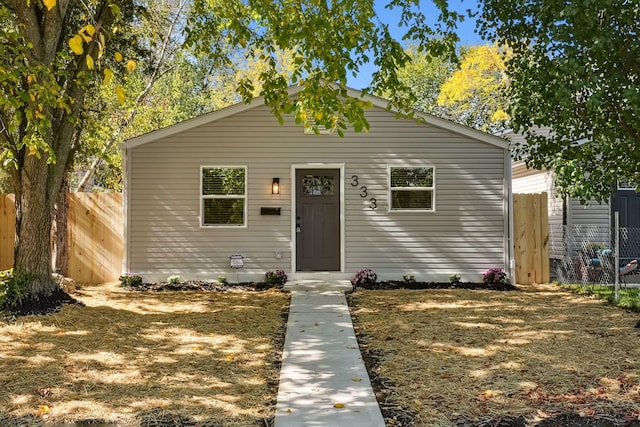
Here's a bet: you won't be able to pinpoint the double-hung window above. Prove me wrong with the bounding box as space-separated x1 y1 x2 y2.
389 166 435 211
201 166 247 226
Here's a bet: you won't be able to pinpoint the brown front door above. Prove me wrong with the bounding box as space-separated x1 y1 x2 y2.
295 169 340 271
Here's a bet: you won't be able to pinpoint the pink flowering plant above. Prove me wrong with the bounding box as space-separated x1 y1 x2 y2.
352 268 377 287
482 268 509 286
264 269 287 285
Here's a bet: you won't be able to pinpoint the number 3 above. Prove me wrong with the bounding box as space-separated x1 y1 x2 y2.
370 198 377 210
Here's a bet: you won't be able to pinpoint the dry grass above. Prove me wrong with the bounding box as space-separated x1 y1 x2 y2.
349 284 640 426
0 282 290 426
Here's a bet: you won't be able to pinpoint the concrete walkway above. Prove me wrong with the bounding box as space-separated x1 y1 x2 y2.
274 280 385 427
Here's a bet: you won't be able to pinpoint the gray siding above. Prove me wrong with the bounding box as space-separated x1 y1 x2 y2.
127 105 508 282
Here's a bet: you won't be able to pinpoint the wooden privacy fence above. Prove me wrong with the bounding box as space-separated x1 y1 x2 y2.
514 192 550 284
0 193 123 284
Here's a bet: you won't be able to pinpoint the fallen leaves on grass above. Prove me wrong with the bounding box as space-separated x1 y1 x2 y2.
349 284 640 426
0 282 289 425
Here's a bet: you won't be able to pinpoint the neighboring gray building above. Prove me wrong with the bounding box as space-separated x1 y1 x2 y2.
122 86 513 283
507 129 640 267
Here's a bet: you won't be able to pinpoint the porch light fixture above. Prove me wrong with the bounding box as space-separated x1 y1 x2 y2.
272 178 280 195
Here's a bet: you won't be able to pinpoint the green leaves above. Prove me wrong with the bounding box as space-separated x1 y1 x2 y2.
477 0 640 202
186 0 460 135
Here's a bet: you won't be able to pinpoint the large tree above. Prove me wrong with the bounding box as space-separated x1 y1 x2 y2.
0 0 143 311
1 0 461 312
477 0 640 202
386 44 456 116
437 44 509 133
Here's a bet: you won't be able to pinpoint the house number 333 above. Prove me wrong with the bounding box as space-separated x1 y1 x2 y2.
351 175 377 210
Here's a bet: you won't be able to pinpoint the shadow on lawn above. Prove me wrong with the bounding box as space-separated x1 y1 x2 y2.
349 285 640 427
0 286 289 426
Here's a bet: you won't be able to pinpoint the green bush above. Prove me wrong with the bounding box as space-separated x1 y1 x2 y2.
0 269 30 309
167 275 181 285
119 273 143 287
264 270 287 285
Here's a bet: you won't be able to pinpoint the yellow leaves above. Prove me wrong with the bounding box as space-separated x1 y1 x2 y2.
42 0 56 11
103 68 113 85
351 378 362 382
225 354 235 362
114 52 124 62
86 55 94 70
126 59 136 73
69 35 84 55
79 24 96 42
491 108 510 123
115 86 126 106
333 403 345 408
479 389 500 400
36 404 51 416
98 33 106 58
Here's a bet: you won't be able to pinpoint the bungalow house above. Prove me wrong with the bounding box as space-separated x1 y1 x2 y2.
122 85 513 283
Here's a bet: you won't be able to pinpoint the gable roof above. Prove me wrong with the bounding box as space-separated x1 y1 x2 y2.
123 84 509 150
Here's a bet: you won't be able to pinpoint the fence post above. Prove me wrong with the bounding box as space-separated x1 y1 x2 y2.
614 211 620 302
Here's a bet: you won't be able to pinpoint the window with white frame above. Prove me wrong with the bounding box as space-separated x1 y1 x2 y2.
201 166 246 226
389 166 435 211
617 177 637 190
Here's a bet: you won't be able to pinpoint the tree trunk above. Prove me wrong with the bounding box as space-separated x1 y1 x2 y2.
53 173 70 276
13 155 57 301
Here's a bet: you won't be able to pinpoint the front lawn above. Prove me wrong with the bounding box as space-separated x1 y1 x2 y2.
0 282 289 426
349 284 640 426
561 283 640 312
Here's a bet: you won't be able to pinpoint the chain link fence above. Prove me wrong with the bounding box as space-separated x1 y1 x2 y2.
551 225 640 286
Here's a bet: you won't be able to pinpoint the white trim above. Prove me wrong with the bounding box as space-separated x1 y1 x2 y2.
617 178 637 190
123 147 131 274
290 163 345 274
387 165 436 213
122 84 509 151
504 150 515 281
199 165 248 228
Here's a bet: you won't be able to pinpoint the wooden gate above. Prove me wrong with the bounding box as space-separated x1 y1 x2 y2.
514 193 550 284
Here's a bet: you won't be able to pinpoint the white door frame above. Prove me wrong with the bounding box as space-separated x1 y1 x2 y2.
291 163 345 273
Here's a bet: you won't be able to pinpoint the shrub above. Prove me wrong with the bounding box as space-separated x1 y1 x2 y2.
448 274 461 284
218 276 228 285
119 273 143 287
167 275 181 285
403 273 415 283
0 269 30 309
482 268 509 286
264 269 287 285
353 268 377 287
0 269 13 306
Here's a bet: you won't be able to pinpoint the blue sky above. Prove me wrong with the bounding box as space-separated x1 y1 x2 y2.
348 0 484 89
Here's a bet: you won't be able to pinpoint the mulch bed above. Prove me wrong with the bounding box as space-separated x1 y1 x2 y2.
355 280 517 291
123 280 283 292
2 288 81 317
